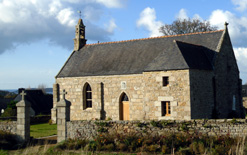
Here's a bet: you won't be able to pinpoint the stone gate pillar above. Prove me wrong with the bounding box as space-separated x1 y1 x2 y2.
57 89 71 143
16 91 31 142
51 83 59 124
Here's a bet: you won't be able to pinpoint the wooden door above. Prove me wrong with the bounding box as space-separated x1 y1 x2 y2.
122 101 129 120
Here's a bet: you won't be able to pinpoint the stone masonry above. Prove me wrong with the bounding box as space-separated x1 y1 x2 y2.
16 91 31 141
53 70 211 121
0 121 17 134
67 119 247 140
57 90 71 143
243 97 247 110
54 66 243 121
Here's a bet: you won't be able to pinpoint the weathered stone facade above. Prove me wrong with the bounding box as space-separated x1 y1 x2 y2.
213 29 243 118
53 69 219 121
189 70 215 119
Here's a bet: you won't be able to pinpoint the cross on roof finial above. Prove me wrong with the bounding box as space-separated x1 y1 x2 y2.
20 90 26 101
77 10 81 19
225 22 229 27
62 89 67 100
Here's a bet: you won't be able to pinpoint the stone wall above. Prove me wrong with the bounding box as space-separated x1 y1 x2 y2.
55 70 192 121
243 97 247 110
214 29 244 118
67 119 247 140
0 121 17 134
189 69 214 119
143 70 191 120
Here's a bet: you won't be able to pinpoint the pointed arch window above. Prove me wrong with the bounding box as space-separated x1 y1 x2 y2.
83 83 92 109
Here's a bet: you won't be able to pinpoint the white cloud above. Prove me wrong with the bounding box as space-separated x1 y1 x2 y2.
64 0 126 8
234 47 247 82
83 6 103 21
209 9 247 47
234 47 247 63
0 0 124 54
176 9 189 20
95 0 125 8
208 9 247 83
232 0 247 12
106 19 117 33
193 14 203 20
56 8 76 27
136 7 163 37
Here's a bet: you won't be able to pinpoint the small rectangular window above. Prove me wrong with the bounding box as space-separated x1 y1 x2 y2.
163 77 169 87
161 101 171 116
242 89 246 95
232 95 236 111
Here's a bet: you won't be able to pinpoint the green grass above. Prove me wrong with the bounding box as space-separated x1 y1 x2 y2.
0 149 8 155
30 123 57 138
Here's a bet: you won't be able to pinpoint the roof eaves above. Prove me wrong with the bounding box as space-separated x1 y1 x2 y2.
56 50 76 78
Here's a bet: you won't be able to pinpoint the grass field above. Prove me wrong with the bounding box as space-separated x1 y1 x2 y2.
30 123 57 138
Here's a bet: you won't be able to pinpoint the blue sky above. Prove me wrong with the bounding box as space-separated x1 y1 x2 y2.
0 0 247 89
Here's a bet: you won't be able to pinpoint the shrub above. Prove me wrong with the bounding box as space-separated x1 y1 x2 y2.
88 140 97 151
189 141 205 154
94 121 109 127
7 101 17 109
106 117 112 120
136 122 146 127
150 120 161 127
118 143 127 151
0 130 19 150
161 145 168 154
97 127 108 133
180 122 189 131
101 143 115 151
147 144 160 152
160 120 174 127
48 119 52 125
1 108 17 117
54 138 88 150
53 128 242 154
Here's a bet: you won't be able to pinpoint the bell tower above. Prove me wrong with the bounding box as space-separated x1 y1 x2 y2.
74 18 87 51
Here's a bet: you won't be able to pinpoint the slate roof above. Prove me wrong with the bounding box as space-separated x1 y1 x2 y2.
14 89 53 115
57 30 224 78
0 98 12 111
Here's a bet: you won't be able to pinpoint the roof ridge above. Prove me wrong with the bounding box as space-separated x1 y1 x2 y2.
86 29 224 46
174 40 203 47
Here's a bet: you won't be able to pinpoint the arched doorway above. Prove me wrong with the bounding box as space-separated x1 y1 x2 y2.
119 93 129 120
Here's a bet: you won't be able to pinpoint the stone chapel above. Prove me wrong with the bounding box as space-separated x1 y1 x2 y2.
51 19 245 122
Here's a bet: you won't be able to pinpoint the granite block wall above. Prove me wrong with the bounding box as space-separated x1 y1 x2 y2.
67 119 247 140
0 121 17 134
54 70 192 121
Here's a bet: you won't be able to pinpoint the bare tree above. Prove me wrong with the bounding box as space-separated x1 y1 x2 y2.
159 18 218 36
38 84 47 94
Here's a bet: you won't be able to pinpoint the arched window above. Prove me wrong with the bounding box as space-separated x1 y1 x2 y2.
83 83 92 109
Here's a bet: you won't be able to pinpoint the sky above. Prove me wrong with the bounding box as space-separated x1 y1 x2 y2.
0 0 247 89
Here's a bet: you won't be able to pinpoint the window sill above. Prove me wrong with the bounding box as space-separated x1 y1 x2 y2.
161 114 171 117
